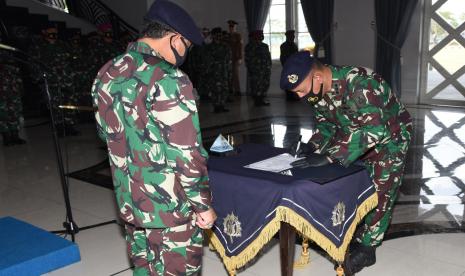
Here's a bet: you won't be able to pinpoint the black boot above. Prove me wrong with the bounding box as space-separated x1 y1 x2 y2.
342 243 376 275
10 131 26 145
2 132 12 146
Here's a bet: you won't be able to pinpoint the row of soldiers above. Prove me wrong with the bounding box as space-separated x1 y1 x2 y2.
0 22 128 145
185 21 273 112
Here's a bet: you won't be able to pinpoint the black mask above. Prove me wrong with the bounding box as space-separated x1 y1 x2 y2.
302 79 324 104
169 35 190 67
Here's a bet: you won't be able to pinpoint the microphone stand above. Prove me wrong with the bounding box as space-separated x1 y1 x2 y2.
0 45 79 242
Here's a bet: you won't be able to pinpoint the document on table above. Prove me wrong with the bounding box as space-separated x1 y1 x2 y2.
244 153 304 173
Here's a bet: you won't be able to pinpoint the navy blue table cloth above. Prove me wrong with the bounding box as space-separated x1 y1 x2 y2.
206 144 378 271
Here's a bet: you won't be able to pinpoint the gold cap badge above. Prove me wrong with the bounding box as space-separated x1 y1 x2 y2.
288 74 298 84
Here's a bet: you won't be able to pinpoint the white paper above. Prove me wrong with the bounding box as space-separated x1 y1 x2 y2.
244 153 304 173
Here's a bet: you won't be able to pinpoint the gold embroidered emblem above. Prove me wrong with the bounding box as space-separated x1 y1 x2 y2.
223 212 242 243
332 202 346 226
288 74 298 84
307 96 319 103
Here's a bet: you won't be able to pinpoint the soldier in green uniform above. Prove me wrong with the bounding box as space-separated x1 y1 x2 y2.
280 30 299 101
29 24 79 136
281 51 412 274
68 30 92 106
91 1 216 275
187 28 210 102
0 53 26 146
206 27 232 113
245 30 271 106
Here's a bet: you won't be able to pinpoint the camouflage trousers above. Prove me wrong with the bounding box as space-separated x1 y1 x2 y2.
210 81 228 106
47 85 78 126
0 91 23 133
249 73 270 98
358 124 412 246
125 222 204 276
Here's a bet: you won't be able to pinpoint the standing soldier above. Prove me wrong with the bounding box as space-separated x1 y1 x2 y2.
91 23 121 74
92 0 216 274
282 51 412 274
227 20 243 96
187 28 209 102
280 30 299 101
245 30 271 106
0 52 26 146
68 30 91 106
206 27 232 113
29 23 79 135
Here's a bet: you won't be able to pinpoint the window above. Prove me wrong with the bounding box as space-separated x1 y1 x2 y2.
263 0 314 60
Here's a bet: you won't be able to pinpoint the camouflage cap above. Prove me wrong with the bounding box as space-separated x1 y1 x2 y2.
145 0 203 45
280 51 314 90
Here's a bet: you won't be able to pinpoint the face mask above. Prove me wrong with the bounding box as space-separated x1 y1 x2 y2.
302 78 324 104
169 35 190 67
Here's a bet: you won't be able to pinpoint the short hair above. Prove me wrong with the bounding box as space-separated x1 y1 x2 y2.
140 20 176 39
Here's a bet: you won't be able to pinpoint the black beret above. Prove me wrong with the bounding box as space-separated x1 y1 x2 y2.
145 0 204 45
280 51 314 90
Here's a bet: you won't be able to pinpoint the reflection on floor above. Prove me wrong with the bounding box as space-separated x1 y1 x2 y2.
1 96 464 275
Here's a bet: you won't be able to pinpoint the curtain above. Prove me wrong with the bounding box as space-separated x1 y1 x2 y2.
375 0 418 96
243 0 272 32
300 0 334 64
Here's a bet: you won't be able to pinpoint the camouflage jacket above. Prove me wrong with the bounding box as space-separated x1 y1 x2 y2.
28 38 73 86
205 41 232 81
245 41 271 75
0 55 23 98
308 66 412 167
92 41 212 228
280 41 298 66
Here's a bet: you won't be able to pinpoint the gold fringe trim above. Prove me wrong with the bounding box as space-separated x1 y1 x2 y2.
207 193 378 271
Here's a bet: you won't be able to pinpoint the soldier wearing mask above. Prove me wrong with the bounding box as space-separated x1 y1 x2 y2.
91 1 216 274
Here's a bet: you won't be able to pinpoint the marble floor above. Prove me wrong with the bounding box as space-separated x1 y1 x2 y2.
1 95 464 276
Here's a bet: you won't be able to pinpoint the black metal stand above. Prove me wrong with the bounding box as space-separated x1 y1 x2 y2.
0 46 79 242
42 72 79 242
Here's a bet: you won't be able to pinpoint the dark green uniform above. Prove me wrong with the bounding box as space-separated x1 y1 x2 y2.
0 55 24 138
245 40 271 102
308 65 412 246
205 40 232 110
29 37 77 126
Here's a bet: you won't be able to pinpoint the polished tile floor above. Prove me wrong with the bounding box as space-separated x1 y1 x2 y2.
1 95 464 276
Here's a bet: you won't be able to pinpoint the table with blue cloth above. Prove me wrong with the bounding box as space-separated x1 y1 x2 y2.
206 144 378 276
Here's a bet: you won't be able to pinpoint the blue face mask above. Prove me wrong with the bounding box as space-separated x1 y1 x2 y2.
302 78 324 104
169 35 191 67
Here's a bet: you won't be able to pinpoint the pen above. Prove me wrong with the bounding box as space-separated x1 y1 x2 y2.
294 135 302 158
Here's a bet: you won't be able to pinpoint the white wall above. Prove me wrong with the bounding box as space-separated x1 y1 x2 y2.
333 0 376 69
6 0 96 33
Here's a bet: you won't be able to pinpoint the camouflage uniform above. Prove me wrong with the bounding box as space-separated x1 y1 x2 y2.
88 37 121 81
29 37 77 126
0 56 24 134
307 66 412 246
92 42 212 275
187 44 208 99
69 39 92 106
205 39 232 111
245 40 271 102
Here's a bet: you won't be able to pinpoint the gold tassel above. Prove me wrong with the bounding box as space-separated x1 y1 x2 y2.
207 193 378 272
293 238 310 269
336 264 344 276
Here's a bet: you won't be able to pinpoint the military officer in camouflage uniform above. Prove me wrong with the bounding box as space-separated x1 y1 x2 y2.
0 53 26 146
89 23 121 78
280 30 299 101
29 24 79 135
281 51 412 274
245 30 271 106
187 28 210 102
68 30 92 106
227 20 243 96
92 1 216 275
206 27 232 113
